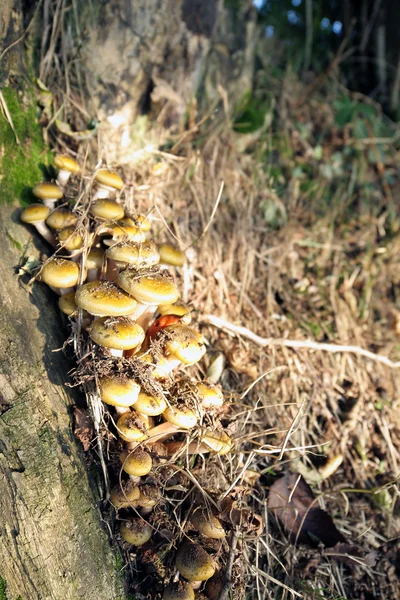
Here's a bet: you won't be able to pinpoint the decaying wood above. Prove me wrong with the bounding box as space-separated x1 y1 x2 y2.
0 205 126 599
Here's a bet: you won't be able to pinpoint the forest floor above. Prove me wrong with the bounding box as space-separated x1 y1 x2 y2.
24 67 400 599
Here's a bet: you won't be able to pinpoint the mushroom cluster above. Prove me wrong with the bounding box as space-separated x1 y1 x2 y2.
20 156 262 599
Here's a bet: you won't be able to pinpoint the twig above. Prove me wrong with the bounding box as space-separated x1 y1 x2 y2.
0 90 20 145
218 529 239 600
202 314 400 369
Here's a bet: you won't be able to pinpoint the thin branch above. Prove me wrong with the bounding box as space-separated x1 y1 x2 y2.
202 314 400 369
0 91 20 145
218 530 239 600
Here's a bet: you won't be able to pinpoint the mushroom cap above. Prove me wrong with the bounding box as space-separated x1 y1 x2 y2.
40 258 80 288
134 392 167 416
99 376 141 408
110 480 140 509
158 244 185 267
54 154 80 173
118 270 179 306
58 291 78 316
57 226 84 251
20 204 50 223
201 430 232 455
124 214 151 232
89 317 145 350
120 518 152 546
116 410 149 442
46 209 77 230
33 182 63 200
100 223 146 244
120 448 152 476
175 542 215 582
137 483 161 509
163 581 195 600
163 405 197 429
94 169 123 190
75 281 137 317
106 240 160 267
85 248 104 270
190 508 226 539
163 324 206 365
195 382 224 409
158 301 191 319
91 199 125 220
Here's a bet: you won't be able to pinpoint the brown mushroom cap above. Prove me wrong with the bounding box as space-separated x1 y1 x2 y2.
40 258 80 288
120 518 152 546
94 169 123 190
175 541 215 582
120 448 152 476
99 376 141 408
158 244 185 267
163 581 195 600
163 324 206 365
75 281 137 317
54 154 80 173
46 209 77 230
89 317 145 351
118 270 179 306
91 199 125 220
33 182 63 201
20 204 50 223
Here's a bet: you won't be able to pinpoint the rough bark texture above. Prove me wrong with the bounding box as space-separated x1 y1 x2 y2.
0 206 125 600
0 0 26 85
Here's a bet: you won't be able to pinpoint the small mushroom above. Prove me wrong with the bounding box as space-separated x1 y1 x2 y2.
20 204 55 246
54 154 80 187
92 169 124 201
175 541 215 582
120 518 152 546
33 182 63 209
163 581 195 600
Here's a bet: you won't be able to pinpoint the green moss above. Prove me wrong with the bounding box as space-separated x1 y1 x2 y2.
0 87 52 206
0 577 22 600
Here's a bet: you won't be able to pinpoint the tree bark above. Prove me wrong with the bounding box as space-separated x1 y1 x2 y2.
0 206 126 600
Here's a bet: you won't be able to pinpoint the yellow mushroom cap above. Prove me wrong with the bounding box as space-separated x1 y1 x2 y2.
106 240 160 267
126 214 151 232
134 392 167 416
33 182 63 200
110 480 140 509
54 154 80 173
40 258 80 288
163 405 197 429
159 244 185 267
58 291 78 315
20 204 50 223
75 281 137 317
163 582 195 600
175 542 215 582
95 169 123 190
99 377 141 408
195 382 224 409
201 430 232 456
118 270 179 306
163 324 206 365
85 248 104 270
57 226 84 251
190 509 226 539
116 410 149 442
46 209 77 230
158 301 191 319
120 448 152 476
91 199 125 220
89 317 145 350
100 223 146 244
120 518 152 546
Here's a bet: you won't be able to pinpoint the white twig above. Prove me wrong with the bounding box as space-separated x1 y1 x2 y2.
203 314 400 369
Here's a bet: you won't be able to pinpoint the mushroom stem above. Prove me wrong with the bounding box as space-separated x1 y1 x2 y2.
48 284 75 296
42 198 58 210
109 348 124 358
57 170 72 187
165 440 211 456
146 422 180 444
114 406 130 416
34 222 56 246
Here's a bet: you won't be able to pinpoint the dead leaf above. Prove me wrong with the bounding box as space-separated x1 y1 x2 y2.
73 407 93 451
268 472 346 547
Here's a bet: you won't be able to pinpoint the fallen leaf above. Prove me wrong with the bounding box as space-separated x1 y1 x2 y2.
268 472 345 547
73 407 93 451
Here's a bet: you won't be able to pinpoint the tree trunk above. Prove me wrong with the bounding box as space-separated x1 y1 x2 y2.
0 206 126 600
